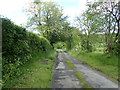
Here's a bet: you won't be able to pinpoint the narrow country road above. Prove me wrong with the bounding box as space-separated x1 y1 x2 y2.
52 50 118 88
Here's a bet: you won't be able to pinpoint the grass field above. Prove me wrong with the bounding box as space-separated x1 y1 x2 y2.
69 50 118 82
4 51 56 88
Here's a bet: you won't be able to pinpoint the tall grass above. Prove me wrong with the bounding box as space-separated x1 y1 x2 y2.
3 50 56 88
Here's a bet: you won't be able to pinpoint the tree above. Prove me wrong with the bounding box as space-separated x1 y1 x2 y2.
76 2 104 52
26 0 73 47
98 1 120 54
26 0 64 34
76 1 120 54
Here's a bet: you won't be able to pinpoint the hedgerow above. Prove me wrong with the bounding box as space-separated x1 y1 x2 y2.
1 17 53 85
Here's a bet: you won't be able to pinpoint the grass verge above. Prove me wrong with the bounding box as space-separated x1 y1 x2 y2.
4 51 56 88
69 50 118 81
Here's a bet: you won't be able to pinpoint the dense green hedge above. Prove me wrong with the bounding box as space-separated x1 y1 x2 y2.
2 17 52 84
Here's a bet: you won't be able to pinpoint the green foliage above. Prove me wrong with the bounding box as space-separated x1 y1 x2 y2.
2 17 53 85
28 32 52 52
2 18 30 63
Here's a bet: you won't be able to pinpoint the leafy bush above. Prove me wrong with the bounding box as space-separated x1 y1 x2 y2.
1 17 52 84
28 32 52 52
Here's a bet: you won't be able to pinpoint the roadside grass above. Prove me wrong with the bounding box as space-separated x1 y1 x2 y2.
66 61 76 69
4 51 56 88
69 50 118 81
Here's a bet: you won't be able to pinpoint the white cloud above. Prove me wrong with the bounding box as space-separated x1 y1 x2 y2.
0 0 29 14
0 0 30 25
77 0 87 15
61 0 87 25
64 1 87 16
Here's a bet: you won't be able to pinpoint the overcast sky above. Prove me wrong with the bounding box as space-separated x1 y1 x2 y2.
0 0 94 26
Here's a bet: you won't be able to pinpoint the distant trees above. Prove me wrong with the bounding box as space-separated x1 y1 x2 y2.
76 1 120 54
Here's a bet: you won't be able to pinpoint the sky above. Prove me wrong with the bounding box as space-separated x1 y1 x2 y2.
0 0 93 26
